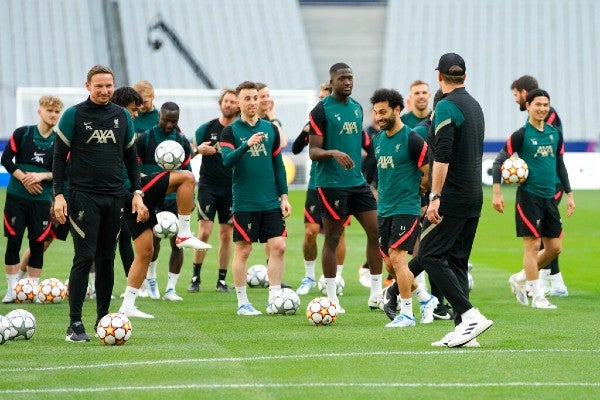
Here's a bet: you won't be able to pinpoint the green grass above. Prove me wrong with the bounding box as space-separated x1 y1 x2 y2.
1 187 599 399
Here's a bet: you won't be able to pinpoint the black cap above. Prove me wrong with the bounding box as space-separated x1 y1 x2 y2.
436 53 466 76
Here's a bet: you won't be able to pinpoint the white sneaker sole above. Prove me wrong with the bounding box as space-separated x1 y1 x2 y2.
448 319 493 348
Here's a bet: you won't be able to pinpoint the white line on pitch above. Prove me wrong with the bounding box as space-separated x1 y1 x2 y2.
0 349 598 373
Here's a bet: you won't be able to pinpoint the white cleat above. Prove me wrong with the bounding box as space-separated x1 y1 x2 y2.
2 291 15 303
296 277 316 295
162 289 183 301
385 313 416 328
146 278 160 299
420 295 440 324
358 266 371 288
119 306 154 319
447 309 493 348
237 302 262 316
531 296 557 309
509 274 528 306
175 236 212 250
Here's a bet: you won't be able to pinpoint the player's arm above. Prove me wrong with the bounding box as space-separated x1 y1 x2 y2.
220 126 262 168
179 134 193 172
270 126 291 218
308 103 353 169
53 108 76 223
555 132 575 217
491 128 524 213
291 124 309 155
408 131 430 194
194 124 217 156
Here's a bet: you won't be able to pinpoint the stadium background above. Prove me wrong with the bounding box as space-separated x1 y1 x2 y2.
1 0 599 188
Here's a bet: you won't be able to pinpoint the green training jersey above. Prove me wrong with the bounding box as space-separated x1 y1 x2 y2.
134 109 159 133
401 111 430 129
374 125 429 217
221 118 288 212
308 95 367 188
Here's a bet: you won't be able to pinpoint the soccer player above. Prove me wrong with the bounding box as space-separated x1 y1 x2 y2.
308 63 382 313
132 80 159 133
189 88 239 293
220 81 291 316
2 95 63 303
293 83 349 295
510 75 569 296
492 88 575 309
370 88 439 328
407 54 493 347
135 101 196 301
53 65 148 342
400 80 432 128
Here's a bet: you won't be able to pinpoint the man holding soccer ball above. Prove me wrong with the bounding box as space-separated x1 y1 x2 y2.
491 89 575 309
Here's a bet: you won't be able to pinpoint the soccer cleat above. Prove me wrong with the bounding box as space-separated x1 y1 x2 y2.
531 297 557 309
216 280 230 292
433 304 453 320
420 295 439 324
2 291 15 303
335 302 346 314
368 296 380 310
138 280 149 298
162 289 183 301
188 276 200 293
447 309 493 348
296 276 316 295
237 302 262 316
358 265 371 288
381 286 398 321
509 274 528 306
65 321 90 342
548 285 569 297
385 313 416 328
119 306 154 319
147 278 160 299
431 331 480 347
175 236 212 250
266 303 275 314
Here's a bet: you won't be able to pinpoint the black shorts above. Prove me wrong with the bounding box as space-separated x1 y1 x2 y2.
3 194 52 241
50 220 70 241
515 187 562 238
124 171 170 240
317 184 377 221
378 214 421 257
197 185 232 224
304 188 351 227
232 208 287 243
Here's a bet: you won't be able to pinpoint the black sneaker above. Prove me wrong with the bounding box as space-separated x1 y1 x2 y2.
381 285 398 321
188 277 200 293
433 304 455 320
65 321 90 342
216 280 230 292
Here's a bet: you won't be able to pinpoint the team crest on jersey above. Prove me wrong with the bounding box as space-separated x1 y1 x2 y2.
355 109 360 118
210 133 218 143
10 217 16 226
395 143 402 152
114 119 120 129
87 129 116 144
310 205 315 213
247 223 253 232
77 210 85 221
334 200 340 209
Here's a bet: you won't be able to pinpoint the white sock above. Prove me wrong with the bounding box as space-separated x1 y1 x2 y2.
235 286 249 307
268 285 281 302
17 269 27 279
550 272 565 287
30 276 39 284
416 271 427 288
121 286 138 310
89 272 96 290
166 272 179 291
6 273 18 291
178 214 192 237
461 307 478 320
325 277 339 302
147 261 157 279
400 297 413 318
304 260 316 279
529 279 543 299
370 273 382 299
515 269 526 282
336 264 344 278
412 284 430 303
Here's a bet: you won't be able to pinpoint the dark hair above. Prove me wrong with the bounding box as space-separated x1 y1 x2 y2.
433 88 444 109
370 88 404 111
112 87 142 107
235 80 258 95
511 75 538 92
441 68 465 84
329 62 351 76
218 88 236 104
86 65 114 83
525 88 550 104
255 82 268 91
160 101 180 113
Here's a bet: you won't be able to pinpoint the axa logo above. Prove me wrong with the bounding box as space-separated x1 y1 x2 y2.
533 145 554 158
249 143 268 157
86 129 116 144
339 121 358 135
377 155 395 169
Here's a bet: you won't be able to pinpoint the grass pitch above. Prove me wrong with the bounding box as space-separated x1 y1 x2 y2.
1 187 599 400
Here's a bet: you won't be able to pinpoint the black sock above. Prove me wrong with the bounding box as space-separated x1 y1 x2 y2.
218 269 227 281
387 281 399 297
193 263 202 280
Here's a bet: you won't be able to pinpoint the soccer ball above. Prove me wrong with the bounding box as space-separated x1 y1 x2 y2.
5 308 36 340
270 288 301 315
0 315 11 345
64 279 93 299
501 156 529 184
96 313 132 345
153 211 179 239
317 275 345 296
37 278 67 304
306 297 337 326
246 264 269 288
155 140 185 170
12 278 38 303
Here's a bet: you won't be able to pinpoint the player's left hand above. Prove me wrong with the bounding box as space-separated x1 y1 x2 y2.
565 193 575 217
132 196 149 223
426 200 442 224
280 195 292 219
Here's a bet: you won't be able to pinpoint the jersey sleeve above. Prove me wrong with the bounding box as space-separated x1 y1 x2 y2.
53 107 76 195
179 133 193 171
432 100 463 163
407 131 429 168
1 126 27 174
308 102 327 136
555 131 571 192
220 125 248 168
271 125 288 196
194 123 207 147
292 126 309 155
